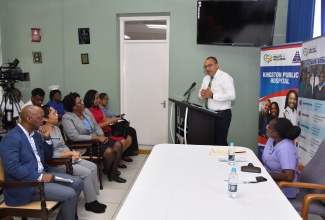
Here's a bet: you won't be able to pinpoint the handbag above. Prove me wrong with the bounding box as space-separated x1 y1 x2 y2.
110 119 130 139
241 163 261 173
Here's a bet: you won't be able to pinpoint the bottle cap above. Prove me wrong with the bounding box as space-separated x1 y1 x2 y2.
230 142 234 146
231 167 236 172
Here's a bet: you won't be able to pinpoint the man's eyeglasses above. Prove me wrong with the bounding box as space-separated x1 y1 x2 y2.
75 99 84 105
203 63 216 70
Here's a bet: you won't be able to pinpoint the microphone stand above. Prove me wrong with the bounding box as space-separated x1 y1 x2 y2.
182 92 192 103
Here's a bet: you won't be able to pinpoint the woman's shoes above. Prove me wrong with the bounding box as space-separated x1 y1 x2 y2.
104 169 121 176
85 200 106 213
108 175 127 183
122 157 133 162
118 164 127 168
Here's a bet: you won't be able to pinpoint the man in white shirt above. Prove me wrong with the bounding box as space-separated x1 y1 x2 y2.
198 56 236 146
22 87 45 108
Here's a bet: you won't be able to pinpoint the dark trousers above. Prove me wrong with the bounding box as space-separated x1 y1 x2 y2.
122 126 139 157
213 109 232 146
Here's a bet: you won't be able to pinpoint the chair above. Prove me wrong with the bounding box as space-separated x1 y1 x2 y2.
278 139 325 220
59 125 104 190
0 157 73 220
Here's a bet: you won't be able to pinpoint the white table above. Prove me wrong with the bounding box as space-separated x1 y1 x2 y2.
116 144 301 220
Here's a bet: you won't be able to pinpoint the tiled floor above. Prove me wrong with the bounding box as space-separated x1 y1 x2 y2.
11 153 148 220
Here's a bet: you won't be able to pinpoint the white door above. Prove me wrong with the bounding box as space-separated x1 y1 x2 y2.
120 16 169 146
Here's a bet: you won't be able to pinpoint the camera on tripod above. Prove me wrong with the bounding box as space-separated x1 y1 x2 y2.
0 59 30 130
0 58 30 91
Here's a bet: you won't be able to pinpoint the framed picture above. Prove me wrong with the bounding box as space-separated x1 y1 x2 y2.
32 52 42 63
78 28 90 44
81 53 89 64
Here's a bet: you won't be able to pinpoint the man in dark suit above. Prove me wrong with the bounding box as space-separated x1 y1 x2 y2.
0 105 83 220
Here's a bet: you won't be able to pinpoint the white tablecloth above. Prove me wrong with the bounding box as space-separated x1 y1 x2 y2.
116 144 301 220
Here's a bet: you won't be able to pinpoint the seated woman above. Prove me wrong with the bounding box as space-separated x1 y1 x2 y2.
84 90 132 168
61 92 126 183
47 89 65 123
262 118 301 198
41 105 106 213
99 92 139 157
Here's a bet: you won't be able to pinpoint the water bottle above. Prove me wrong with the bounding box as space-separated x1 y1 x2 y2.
228 142 235 165
228 167 238 198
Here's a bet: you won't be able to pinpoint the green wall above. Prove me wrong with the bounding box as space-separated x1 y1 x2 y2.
0 0 288 152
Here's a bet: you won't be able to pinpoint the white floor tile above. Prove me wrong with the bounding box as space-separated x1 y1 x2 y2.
98 188 127 203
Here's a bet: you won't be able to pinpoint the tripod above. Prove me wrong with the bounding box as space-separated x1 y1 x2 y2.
0 88 22 131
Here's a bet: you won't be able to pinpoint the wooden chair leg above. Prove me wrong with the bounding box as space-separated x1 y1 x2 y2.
98 162 103 190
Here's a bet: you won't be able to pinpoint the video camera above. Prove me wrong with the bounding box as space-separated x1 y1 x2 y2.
0 58 30 91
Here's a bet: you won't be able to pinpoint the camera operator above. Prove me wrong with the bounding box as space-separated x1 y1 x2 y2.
0 88 24 127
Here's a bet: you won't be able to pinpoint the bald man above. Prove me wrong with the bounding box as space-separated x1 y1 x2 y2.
0 105 84 220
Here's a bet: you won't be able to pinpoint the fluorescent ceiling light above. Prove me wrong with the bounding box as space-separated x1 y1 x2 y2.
146 24 166 29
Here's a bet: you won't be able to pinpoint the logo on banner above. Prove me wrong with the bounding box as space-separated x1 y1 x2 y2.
292 51 301 63
303 46 317 56
273 54 286 61
263 54 273 63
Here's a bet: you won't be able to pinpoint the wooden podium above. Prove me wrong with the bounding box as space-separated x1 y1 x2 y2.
169 98 221 145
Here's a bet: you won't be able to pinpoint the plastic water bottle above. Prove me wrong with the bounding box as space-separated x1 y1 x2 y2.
228 142 235 165
228 167 238 199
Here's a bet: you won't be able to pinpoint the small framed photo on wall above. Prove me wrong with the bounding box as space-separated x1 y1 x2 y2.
32 52 42 63
81 53 89 64
78 28 90 44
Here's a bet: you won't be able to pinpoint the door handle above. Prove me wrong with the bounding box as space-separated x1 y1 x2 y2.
161 101 166 108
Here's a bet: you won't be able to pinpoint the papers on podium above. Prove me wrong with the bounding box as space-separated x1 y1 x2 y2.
55 176 73 183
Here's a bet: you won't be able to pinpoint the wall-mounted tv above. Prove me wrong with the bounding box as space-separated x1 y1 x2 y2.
197 0 278 47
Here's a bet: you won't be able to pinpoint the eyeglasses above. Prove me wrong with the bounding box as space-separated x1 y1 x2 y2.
203 63 216 70
266 124 276 131
50 110 58 116
75 99 84 105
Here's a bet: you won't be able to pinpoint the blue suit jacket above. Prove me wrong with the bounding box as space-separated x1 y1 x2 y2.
0 125 54 206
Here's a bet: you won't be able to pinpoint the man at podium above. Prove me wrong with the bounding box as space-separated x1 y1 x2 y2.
198 56 236 146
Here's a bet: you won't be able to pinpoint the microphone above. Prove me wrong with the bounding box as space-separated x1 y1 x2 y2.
183 82 196 97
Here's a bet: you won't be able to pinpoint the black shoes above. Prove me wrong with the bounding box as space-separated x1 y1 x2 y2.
118 164 127 168
103 169 121 176
85 200 106 213
108 175 127 183
122 157 133 162
94 200 107 209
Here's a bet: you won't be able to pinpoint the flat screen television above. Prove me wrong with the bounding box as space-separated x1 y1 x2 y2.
197 0 278 47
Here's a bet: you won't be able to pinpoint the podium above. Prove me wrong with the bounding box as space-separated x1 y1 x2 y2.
169 98 221 145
